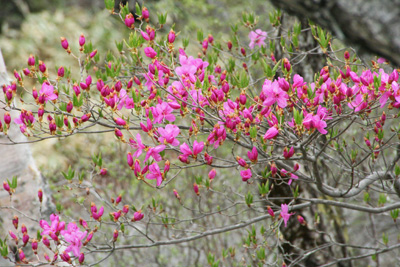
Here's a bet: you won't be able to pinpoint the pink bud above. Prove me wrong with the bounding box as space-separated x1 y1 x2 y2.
293 163 300 172
283 146 294 159
113 229 119 242
236 156 248 168
364 137 371 147
271 163 278 177
90 49 98 58
60 37 69 50
142 7 150 21
168 30 176 43
79 218 88 229
38 189 43 202
241 47 246 56
127 152 134 168
239 93 247 105
115 128 123 138
297 215 306 225
344 51 350 60
122 205 129 214
39 60 46 73
79 253 85 264
79 34 86 47
115 117 126 126
227 41 232 50
202 38 208 50
264 126 279 140
164 160 170 173
134 76 141 86
193 183 200 195
132 211 144 221
23 68 31 76
115 195 122 204
283 58 291 72
21 223 27 234
9 230 18 243
66 101 73 113
57 66 65 77
125 13 135 29
31 239 38 253
3 181 10 192
144 47 157 58
14 70 21 81
267 206 275 217
99 168 107 176
208 169 216 180
204 152 213 165
28 55 35 66
247 147 258 163
22 233 29 245
12 215 18 229
19 249 26 262
86 75 92 87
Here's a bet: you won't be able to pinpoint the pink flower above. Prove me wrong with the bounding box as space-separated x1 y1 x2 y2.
262 80 288 108
283 147 294 159
144 145 165 162
303 114 328 134
144 47 157 58
158 124 180 146
247 147 258 163
208 169 216 180
288 173 298 185
40 214 63 236
152 102 176 123
146 163 163 186
180 143 193 156
240 169 252 182
280 204 294 227
264 126 279 140
39 82 58 103
248 29 267 49
60 222 87 257
129 133 146 158
192 140 204 156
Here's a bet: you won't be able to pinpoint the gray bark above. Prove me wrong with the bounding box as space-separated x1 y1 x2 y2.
270 0 400 66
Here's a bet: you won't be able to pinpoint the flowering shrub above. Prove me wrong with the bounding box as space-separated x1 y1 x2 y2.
1 1 400 266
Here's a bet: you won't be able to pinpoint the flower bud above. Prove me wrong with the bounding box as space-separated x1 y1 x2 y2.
57 66 65 77
125 13 135 29
23 68 31 76
79 33 86 47
193 183 200 195
39 60 46 73
344 51 350 60
28 55 35 66
241 47 246 56
267 206 275 217
142 7 150 22
31 239 38 253
3 181 10 193
297 215 306 225
113 229 119 242
79 253 85 264
60 37 69 50
99 168 107 175
227 41 232 51
208 169 216 180
22 233 29 246
115 195 122 205
132 210 144 221
168 30 176 43
122 205 129 214
90 49 98 58
12 215 18 229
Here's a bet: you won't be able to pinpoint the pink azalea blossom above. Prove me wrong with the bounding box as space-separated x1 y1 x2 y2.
152 102 176 123
60 222 87 257
264 126 279 140
192 140 204 156
248 29 267 49
303 114 328 134
146 163 163 186
280 204 294 227
158 124 180 146
180 142 193 156
262 80 289 108
240 169 252 182
129 133 146 158
144 145 165 162
40 214 64 236
39 82 58 103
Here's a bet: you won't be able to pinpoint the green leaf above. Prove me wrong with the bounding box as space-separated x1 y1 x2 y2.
104 0 115 10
